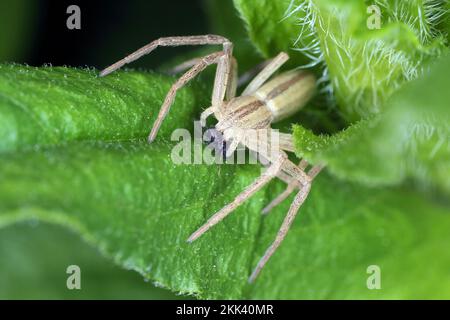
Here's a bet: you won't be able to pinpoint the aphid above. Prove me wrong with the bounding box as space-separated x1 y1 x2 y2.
100 35 323 282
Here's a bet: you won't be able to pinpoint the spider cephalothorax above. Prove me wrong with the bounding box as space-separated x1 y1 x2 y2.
100 35 323 282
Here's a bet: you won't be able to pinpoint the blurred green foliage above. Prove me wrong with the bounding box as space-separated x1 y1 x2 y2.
0 223 180 299
0 0 36 62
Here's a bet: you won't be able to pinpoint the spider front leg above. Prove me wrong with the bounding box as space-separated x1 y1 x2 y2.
187 154 287 243
248 161 323 282
200 107 216 127
99 35 231 76
148 51 226 142
199 56 238 128
99 35 235 142
241 52 289 96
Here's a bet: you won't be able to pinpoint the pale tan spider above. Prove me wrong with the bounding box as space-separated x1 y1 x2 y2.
100 35 323 282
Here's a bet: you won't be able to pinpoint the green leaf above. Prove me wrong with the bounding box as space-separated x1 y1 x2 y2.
0 140 267 298
234 0 449 122
202 0 263 72
0 222 180 299
1 141 449 298
293 53 450 194
233 0 313 68
0 64 208 153
446 1 450 43
250 175 450 299
1 64 449 299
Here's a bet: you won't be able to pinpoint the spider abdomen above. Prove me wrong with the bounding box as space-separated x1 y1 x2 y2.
219 69 316 131
219 95 272 130
253 70 316 122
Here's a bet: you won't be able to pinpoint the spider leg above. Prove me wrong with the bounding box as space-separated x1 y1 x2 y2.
168 54 237 100
248 182 311 283
278 132 296 153
99 35 231 76
225 137 241 158
262 159 308 215
221 127 243 158
148 51 225 142
166 57 202 75
248 162 323 283
168 55 237 102
192 56 237 128
261 183 297 215
307 164 324 179
211 44 233 108
200 106 216 127
254 131 313 214
242 52 289 96
226 57 238 100
99 35 235 142
186 154 286 243
237 59 272 88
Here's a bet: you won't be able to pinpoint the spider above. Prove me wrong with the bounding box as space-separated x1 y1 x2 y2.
100 35 323 283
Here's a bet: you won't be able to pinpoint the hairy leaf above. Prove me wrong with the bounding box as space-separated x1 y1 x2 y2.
0 65 449 299
0 141 449 298
233 0 313 69
234 0 449 122
293 53 450 194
